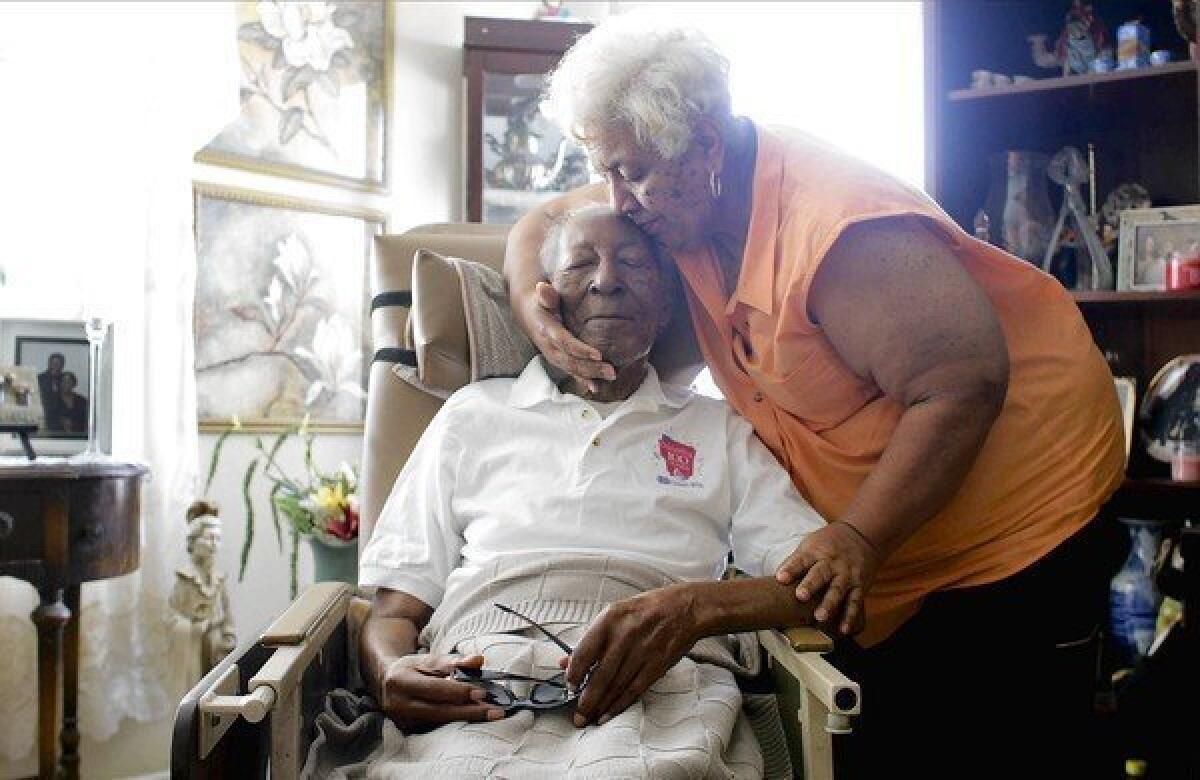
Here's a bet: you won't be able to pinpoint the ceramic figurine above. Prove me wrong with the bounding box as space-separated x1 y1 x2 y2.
1029 1 1110 75
1058 1 1109 74
1117 18 1152 69
168 500 237 693
1100 182 1152 256
980 151 1056 265
1173 0 1198 59
1043 146 1113 289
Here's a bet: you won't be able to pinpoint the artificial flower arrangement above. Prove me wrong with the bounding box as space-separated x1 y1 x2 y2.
204 415 359 598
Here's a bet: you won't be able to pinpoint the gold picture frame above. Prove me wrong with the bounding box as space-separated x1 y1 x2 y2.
193 183 386 433
196 1 393 193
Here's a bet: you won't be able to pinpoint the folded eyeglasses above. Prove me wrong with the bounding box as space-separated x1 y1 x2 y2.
451 603 588 713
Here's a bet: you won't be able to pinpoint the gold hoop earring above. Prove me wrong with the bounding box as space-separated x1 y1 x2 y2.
709 170 722 199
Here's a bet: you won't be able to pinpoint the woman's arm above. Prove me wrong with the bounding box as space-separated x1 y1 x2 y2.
360 588 503 728
776 217 1010 632
564 577 815 727
504 182 614 381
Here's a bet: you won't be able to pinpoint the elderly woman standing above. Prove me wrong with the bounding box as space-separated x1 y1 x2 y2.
505 18 1126 777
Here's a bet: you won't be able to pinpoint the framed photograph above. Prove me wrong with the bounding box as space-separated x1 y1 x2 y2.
16 337 88 438
194 184 386 433
0 319 114 455
1117 205 1200 291
196 0 392 192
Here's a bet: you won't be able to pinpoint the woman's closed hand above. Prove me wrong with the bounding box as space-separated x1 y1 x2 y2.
528 281 616 387
563 587 698 727
379 653 504 730
775 523 881 635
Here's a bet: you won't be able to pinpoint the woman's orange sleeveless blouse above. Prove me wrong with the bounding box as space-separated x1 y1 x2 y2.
675 125 1125 646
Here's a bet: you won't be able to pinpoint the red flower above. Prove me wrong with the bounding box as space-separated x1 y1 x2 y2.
325 504 359 541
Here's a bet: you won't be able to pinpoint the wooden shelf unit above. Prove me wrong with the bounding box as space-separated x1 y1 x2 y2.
1073 290 1200 304
924 1 1200 492
1107 478 1200 523
948 60 1196 102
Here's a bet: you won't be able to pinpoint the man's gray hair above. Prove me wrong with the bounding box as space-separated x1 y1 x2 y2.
541 15 732 161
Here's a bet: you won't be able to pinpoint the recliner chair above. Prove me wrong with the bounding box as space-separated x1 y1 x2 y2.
170 224 860 779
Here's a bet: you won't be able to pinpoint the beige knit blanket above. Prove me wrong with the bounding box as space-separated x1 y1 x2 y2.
303 555 792 779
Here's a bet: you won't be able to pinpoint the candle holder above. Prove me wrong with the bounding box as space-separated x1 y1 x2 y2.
69 316 113 463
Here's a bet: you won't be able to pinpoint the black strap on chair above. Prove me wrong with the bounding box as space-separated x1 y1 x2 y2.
370 290 412 312
373 347 417 367
371 290 417 365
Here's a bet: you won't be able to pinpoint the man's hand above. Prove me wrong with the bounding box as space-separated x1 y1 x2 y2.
379 653 505 730
527 281 616 387
563 587 698 727
775 523 881 635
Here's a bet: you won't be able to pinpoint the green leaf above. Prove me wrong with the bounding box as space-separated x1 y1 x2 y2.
279 108 305 145
238 460 259 582
204 425 236 496
289 528 300 600
268 481 284 552
304 433 316 487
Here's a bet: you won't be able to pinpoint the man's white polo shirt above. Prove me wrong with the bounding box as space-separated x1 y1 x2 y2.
360 358 825 609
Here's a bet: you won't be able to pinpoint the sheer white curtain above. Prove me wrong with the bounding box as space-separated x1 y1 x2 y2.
0 3 237 759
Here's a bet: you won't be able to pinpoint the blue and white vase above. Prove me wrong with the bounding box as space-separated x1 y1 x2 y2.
1109 518 1163 666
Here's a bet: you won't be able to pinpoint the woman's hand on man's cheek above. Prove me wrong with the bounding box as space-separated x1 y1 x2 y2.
562 586 700 727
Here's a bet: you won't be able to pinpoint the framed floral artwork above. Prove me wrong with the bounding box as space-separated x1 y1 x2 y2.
193 184 385 432
197 1 391 192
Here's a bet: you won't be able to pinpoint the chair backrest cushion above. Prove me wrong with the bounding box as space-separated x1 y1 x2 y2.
361 224 509 545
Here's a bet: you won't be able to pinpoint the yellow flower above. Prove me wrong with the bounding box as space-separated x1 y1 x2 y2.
314 482 346 512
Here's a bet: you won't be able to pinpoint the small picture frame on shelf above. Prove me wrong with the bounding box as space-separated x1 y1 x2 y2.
1117 205 1200 291
0 366 43 429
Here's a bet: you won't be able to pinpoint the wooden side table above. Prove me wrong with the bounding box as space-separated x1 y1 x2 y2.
0 460 147 780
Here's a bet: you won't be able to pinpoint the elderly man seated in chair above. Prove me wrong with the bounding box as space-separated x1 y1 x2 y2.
358 205 826 778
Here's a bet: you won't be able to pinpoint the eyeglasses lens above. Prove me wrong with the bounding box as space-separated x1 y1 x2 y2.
530 682 568 705
480 681 514 707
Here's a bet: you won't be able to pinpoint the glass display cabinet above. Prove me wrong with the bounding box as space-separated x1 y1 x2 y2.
464 17 594 223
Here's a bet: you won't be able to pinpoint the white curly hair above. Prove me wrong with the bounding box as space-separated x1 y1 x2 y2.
541 15 732 161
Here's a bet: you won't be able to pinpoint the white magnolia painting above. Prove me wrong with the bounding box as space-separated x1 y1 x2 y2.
194 185 383 431
199 1 389 191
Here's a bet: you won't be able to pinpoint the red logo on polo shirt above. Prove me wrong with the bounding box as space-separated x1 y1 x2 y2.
658 434 696 479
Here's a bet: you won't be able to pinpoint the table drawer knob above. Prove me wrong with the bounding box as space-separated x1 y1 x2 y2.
0 511 12 539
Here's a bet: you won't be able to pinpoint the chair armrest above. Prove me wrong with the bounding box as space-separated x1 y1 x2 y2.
251 583 351 694
248 583 354 779
781 626 835 653
760 629 860 780
260 581 353 646
758 628 859 717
